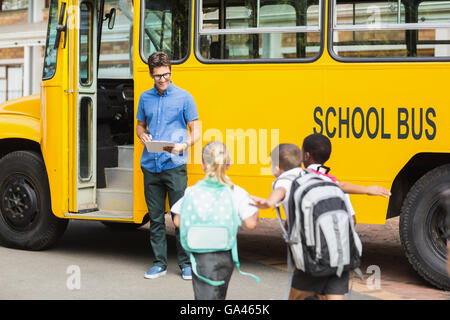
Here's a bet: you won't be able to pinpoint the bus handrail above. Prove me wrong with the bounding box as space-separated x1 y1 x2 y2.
334 22 450 31
199 26 321 35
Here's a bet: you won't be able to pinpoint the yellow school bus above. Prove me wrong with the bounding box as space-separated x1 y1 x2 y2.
0 0 448 289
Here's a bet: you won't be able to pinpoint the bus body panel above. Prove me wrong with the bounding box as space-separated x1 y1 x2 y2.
132 0 449 224
40 0 71 218
0 95 41 147
0 115 40 143
322 62 449 223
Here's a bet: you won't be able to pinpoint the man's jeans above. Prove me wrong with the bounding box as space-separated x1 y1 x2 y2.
142 164 190 269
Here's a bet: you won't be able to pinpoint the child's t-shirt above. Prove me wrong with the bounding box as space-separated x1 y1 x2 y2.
272 165 355 221
171 183 258 222
272 167 304 220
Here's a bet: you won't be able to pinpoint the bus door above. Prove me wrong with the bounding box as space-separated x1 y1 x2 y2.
70 0 98 212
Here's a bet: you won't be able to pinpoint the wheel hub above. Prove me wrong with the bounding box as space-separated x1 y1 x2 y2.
427 201 447 260
1 178 38 231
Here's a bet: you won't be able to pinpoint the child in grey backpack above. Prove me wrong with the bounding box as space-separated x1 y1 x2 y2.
172 141 259 300
251 138 390 300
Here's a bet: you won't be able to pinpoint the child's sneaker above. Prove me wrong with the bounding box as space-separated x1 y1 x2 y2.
181 266 192 280
144 266 167 279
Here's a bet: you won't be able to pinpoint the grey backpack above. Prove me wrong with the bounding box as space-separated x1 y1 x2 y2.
275 170 362 277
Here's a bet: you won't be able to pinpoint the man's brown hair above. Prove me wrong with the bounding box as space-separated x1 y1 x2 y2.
148 51 171 75
271 143 303 171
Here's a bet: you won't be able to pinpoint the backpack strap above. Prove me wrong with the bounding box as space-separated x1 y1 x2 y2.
189 253 226 286
307 168 338 183
231 243 260 283
272 174 299 191
272 172 302 233
275 206 296 244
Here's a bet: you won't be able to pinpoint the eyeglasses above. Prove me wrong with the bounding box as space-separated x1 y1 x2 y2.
152 72 171 81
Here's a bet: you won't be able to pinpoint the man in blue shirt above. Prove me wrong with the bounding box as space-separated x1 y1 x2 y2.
136 52 200 280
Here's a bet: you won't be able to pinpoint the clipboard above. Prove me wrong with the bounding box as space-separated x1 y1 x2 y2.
145 140 175 153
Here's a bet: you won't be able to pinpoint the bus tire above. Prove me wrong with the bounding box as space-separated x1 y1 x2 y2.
399 164 450 290
0 151 68 250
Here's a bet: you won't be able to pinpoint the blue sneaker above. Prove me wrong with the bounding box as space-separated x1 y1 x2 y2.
181 267 192 280
144 266 167 279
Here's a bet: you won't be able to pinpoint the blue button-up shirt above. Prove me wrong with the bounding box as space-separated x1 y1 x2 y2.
137 82 199 173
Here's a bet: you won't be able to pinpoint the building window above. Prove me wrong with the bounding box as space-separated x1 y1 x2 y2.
197 0 322 61
0 0 28 11
0 65 23 104
332 0 450 59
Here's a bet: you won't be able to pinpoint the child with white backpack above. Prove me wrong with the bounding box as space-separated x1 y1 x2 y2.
172 141 260 300
251 138 390 300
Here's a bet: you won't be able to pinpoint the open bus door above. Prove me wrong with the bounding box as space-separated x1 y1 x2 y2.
68 0 99 213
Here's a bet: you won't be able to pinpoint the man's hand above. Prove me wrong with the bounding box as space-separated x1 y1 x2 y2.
163 143 186 154
139 133 152 146
249 195 274 209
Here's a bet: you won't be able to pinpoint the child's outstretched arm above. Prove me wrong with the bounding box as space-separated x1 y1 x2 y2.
338 181 391 198
250 187 286 209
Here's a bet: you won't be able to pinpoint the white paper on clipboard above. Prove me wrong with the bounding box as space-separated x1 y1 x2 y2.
145 141 175 153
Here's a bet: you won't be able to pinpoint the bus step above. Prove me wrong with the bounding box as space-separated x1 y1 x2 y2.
105 167 133 189
96 188 133 212
118 145 134 169
64 210 133 220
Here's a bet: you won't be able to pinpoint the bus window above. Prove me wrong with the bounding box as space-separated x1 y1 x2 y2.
197 0 322 61
98 0 134 79
80 2 94 85
332 0 450 59
141 0 190 61
418 1 450 57
42 0 59 80
79 97 93 181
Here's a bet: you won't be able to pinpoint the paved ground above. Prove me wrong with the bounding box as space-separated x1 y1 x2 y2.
0 215 448 300
0 218 372 300
0 220 286 300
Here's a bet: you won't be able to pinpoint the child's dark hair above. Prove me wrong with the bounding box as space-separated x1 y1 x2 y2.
302 133 332 164
148 51 171 75
271 144 303 171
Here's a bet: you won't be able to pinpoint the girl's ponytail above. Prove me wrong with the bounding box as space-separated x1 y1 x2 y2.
202 141 233 188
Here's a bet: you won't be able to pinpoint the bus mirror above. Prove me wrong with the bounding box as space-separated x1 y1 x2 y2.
105 8 116 30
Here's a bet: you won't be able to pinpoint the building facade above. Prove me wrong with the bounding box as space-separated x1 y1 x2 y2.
0 0 48 104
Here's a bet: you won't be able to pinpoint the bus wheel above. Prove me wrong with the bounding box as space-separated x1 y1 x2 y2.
400 164 450 290
0 151 68 250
